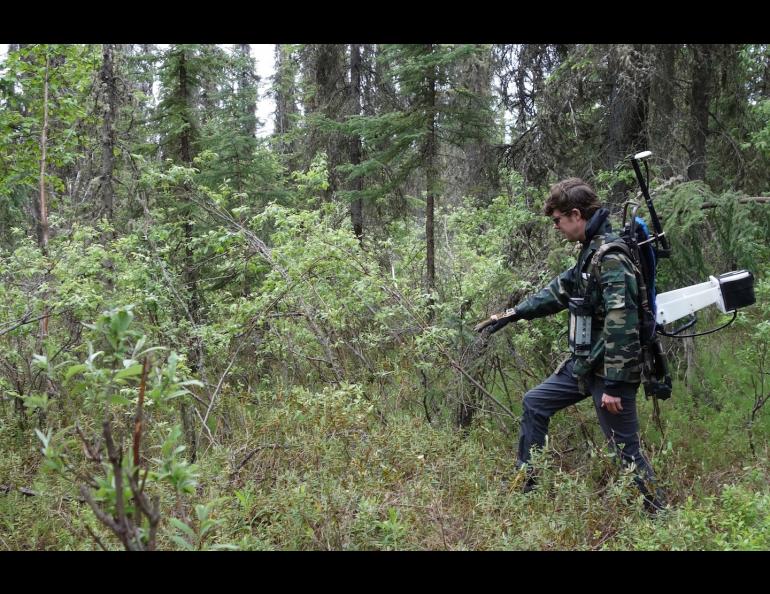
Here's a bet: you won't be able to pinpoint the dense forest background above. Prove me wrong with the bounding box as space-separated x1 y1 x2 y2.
1 43 770 550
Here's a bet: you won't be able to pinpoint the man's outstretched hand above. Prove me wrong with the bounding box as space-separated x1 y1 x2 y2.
474 309 519 334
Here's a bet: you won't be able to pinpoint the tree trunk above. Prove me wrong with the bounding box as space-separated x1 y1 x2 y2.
177 48 200 462
273 44 299 162
762 47 770 98
362 44 376 117
650 44 679 178
97 44 118 221
688 44 712 181
237 44 257 139
605 44 650 203
138 44 156 99
425 45 438 300
302 44 348 201
37 55 50 255
460 45 496 204
198 44 218 123
38 53 50 340
177 49 197 310
373 44 397 116
232 44 258 193
349 43 364 241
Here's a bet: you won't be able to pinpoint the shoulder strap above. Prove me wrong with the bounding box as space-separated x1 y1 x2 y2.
589 238 634 275
589 238 649 311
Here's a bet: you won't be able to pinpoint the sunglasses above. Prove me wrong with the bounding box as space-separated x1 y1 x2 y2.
551 209 578 226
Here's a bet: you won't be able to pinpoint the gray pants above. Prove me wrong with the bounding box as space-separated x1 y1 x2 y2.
517 358 657 498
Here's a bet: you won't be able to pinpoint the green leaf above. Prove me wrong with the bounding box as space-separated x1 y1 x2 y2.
32 354 49 371
209 543 239 551
112 309 133 336
115 364 144 380
64 364 87 382
170 517 197 542
199 522 220 539
87 350 104 365
163 389 192 400
131 336 146 358
35 428 51 449
195 504 210 523
23 394 49 411
166 352 179 378
106 393 132 406
136 346 167 357
170 535 196 551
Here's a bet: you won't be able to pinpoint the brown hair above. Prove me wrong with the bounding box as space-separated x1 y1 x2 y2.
543 178 601 219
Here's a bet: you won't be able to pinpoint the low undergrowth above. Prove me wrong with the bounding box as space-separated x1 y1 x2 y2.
3 365 769 550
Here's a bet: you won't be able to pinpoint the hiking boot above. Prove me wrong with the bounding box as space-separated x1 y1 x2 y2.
501 467 537 494
517 466 537 494
522 474 537 494
643 487 669 515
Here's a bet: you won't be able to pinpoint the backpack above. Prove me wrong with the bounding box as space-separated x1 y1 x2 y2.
590 217 673 400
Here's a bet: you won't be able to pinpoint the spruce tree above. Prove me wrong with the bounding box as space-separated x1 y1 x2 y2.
340 44 495 295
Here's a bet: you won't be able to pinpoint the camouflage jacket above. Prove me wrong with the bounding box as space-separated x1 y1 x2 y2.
514 209 641 391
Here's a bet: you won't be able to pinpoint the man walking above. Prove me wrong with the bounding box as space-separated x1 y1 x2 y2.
479 178 664 512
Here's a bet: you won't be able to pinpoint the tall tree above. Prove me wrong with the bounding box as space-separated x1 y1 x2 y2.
299 43 349 201
95 44 120 221
688 44 713 181
37 52 50 255
342 45 494 297
195 45 261 192
157 44 206 460
0 44 96 243
272 44 300 163
424 43 438 295
349 43 364 240
604 44 651 202
445 44 498 205
37 51 50 340
647 44 680 178
494 43 582 186
236 44 258 139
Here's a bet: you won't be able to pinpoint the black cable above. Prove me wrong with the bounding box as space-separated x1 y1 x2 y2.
664 315 697 336
657 310 738 338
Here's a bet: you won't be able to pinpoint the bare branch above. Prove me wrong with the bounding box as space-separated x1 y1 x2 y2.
132 358 150 471
79 484 123 538
0 306 73 337
102 420 136 550
231 443 296 476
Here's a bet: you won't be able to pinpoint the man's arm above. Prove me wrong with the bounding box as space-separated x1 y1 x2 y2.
599 253 641 395
513 267 575 321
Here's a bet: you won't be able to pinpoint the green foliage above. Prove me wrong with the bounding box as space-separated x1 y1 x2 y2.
611 485 770 550
746 99 770 159
169 498 237 550
0 44 99 241
22 307 219 549
654 182 770 288
153 424 199 496
335 44 496 215
2 43 770 551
